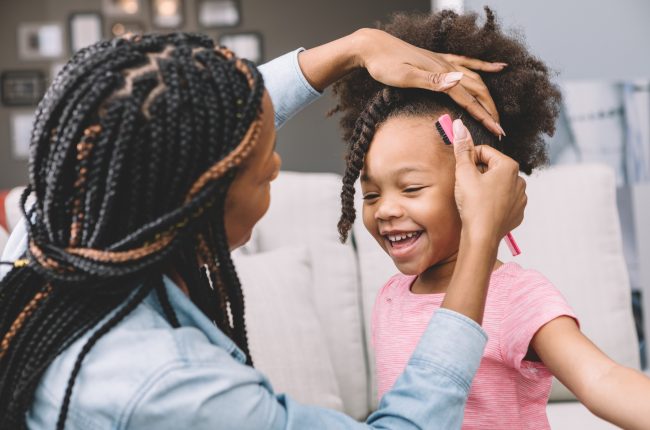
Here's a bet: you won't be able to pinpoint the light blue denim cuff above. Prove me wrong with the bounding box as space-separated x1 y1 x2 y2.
410 308 488 393
258 48 322 130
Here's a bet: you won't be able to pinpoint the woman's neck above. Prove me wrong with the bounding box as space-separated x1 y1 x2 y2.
411 255 503 295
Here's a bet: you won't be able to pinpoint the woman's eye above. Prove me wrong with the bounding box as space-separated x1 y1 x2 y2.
362 193 379 200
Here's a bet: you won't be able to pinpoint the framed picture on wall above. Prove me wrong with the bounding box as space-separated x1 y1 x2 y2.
218 32 263 64
197 0 240 28
17 23 64 60
1 71 46 106
102 0 141 17
69 13 103 53
150 0 184 29
10 111 36 160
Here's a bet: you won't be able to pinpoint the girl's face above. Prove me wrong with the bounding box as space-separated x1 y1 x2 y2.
224 90 281 250
361 114 462 275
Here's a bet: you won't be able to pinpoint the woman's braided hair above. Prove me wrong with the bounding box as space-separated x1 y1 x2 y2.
333 7 561 242
0 33 264 429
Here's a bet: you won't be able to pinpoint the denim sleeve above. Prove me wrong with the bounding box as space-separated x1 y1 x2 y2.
125 309 486 429
258 48 322 130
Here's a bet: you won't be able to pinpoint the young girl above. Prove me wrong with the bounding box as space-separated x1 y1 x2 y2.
335 8 650 430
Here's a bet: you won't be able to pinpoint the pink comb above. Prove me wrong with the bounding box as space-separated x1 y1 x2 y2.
436 114 454 145
435 114 521 257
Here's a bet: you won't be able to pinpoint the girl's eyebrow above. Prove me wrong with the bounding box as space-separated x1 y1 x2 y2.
361 166 426 184
391 166 425 177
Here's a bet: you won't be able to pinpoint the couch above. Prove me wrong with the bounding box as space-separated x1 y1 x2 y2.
231 164 640 429
0 164 640 428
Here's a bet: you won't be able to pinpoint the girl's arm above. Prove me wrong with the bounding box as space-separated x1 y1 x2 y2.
532 316 650 430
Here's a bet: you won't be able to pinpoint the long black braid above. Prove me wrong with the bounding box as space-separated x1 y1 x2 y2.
0 33 264 429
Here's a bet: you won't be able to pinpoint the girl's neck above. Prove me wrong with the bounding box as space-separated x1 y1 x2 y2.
411 255 503 295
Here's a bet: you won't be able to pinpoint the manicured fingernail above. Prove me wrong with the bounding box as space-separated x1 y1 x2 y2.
444 71 463 84
495 63 508 68
453 119 467 140
496 122 506 137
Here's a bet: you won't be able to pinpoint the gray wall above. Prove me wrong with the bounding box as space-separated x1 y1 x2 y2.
0 0 430 189
464 0 650 81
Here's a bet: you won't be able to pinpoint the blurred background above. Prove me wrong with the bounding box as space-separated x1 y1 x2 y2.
0 0 648 370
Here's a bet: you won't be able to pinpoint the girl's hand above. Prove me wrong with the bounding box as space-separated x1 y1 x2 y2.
353 28 507 137
451 119 526 245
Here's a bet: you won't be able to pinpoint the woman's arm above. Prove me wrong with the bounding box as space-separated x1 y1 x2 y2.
532 316 650 430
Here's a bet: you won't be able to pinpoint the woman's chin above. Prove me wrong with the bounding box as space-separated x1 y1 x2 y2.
228 231 253 251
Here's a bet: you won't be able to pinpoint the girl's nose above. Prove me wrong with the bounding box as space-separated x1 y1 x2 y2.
375 198 404 221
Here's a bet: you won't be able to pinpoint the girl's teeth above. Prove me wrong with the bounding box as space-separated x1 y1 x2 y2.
388 231 419 242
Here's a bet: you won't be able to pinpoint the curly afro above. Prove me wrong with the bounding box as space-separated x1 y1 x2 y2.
334 7 562 242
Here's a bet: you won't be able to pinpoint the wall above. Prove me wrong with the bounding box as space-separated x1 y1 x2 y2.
0 0 430 189
463 0 650 81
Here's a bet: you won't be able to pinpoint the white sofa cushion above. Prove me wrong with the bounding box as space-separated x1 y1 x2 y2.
243 172 368 419
234 246 344 411
497 163 640 400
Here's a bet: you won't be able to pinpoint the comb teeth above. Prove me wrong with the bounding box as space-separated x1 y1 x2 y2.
436 121 452 145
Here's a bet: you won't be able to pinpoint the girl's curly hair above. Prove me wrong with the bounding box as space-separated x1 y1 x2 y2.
333 7 562 242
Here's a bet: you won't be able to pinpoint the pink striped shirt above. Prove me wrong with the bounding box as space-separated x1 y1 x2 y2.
372 262 578 429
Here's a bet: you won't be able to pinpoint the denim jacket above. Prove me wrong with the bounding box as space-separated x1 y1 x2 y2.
1 49 488 430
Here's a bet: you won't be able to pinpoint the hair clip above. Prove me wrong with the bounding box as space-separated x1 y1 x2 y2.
0 259 30 268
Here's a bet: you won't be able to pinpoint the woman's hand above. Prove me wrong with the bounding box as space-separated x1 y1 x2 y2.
355 28 506 137
298 28 507 137
451 119 526 245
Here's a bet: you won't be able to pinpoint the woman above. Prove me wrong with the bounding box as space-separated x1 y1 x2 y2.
0 29 525 429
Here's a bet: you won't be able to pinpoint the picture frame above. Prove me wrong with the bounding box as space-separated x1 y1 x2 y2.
197 0 241 28
1 70 46 107
69 12 103 53
101 0 141 17
150 0 184 29
17 22 64 60
218 32 263 64
10 111 36 160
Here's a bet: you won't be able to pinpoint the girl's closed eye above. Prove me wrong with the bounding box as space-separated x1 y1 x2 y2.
363 192 380 201
404 186 426 193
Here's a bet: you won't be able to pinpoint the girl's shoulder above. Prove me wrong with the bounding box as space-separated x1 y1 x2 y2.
378 273 417 298
491 262 555 290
